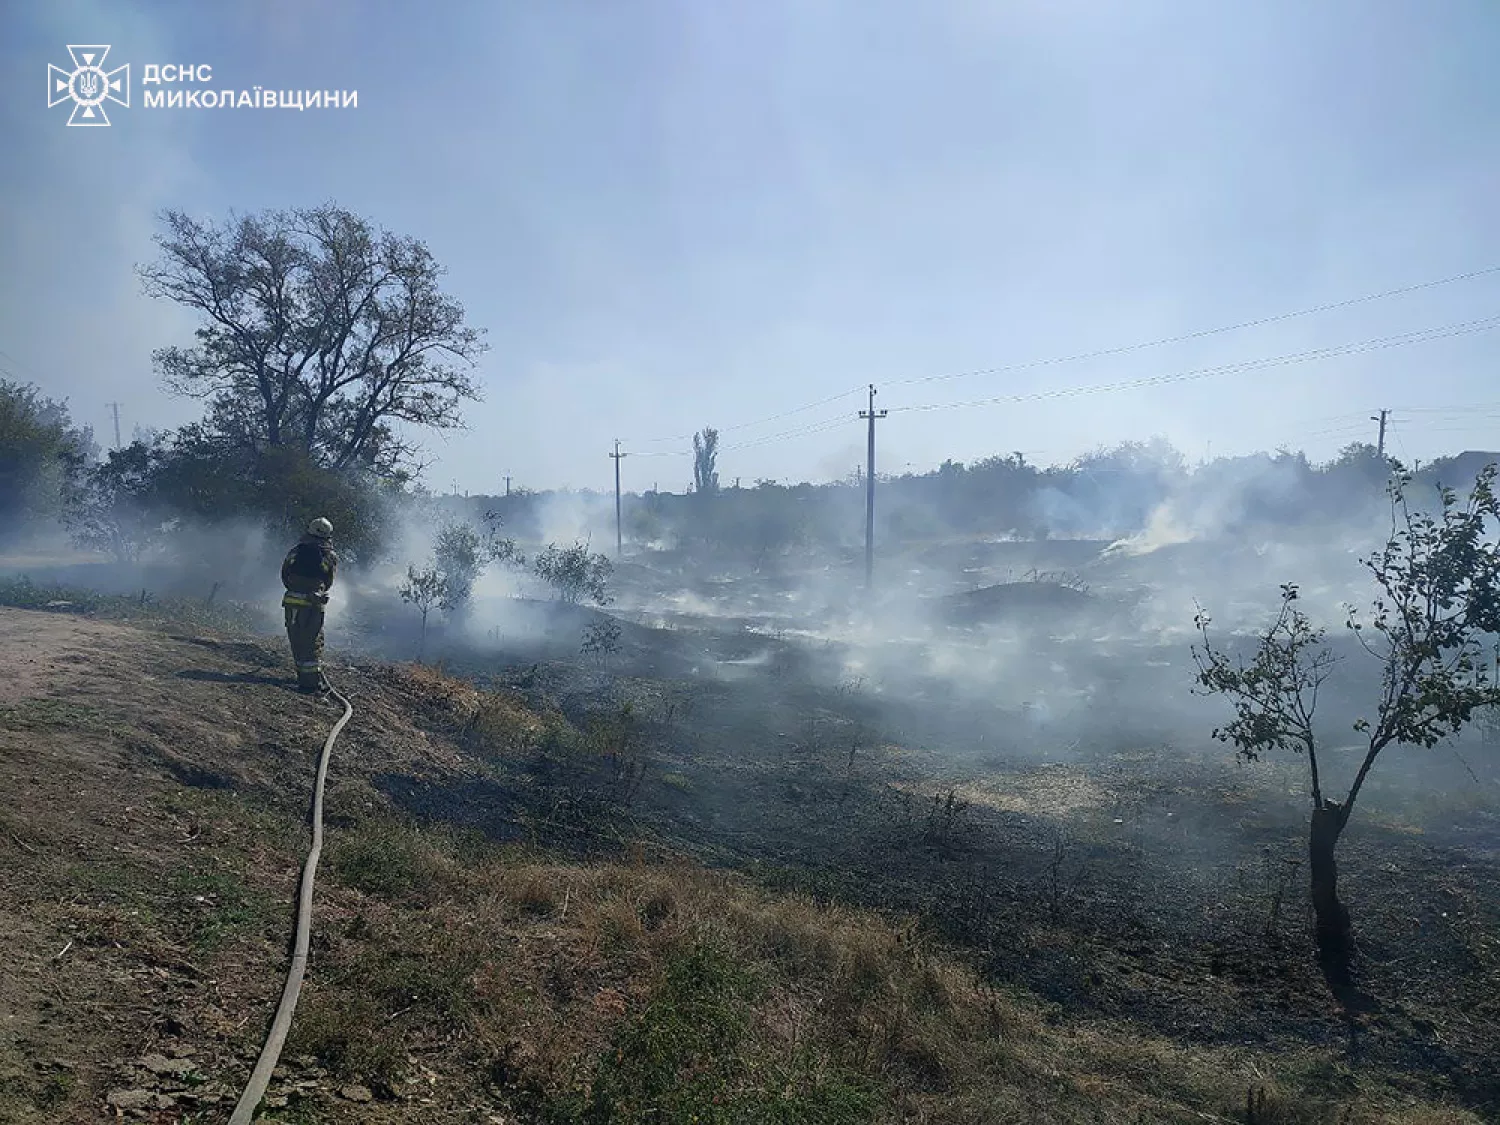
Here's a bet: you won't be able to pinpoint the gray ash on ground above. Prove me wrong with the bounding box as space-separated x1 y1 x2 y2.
933 581 1106 626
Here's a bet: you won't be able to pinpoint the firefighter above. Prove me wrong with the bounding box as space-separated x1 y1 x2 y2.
281 517 339 693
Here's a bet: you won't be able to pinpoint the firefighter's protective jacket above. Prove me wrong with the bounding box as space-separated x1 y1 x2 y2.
281 534 339 608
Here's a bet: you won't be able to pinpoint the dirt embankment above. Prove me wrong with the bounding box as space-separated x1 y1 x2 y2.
0 609 464 1122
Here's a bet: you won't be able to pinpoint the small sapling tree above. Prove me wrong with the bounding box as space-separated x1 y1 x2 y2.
481 508 525 569
433 520 485 618
580 616 622 665
533 541 613 606
399 561 448 659
1192 463 1500 974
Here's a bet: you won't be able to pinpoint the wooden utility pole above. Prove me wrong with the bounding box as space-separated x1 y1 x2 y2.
859 384 887 589
609 440 629 558
1371 409 1388 457
106 402 122 449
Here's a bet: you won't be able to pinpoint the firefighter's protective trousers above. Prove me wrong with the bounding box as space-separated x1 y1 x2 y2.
283 592 326 689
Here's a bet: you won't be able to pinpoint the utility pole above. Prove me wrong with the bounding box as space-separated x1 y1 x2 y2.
106 402 122 450
609 439 629 558
1371 409 1388 457
859 384 887 589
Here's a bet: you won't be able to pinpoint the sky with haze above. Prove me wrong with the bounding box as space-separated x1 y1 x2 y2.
3 0 1499 495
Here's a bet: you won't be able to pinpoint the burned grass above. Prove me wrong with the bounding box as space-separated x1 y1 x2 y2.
404 657 1500 1117
0 606 1494 1123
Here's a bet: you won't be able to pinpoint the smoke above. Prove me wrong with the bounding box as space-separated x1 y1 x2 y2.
1101 501 1198 557
530 489 614 551
4 420 1493 820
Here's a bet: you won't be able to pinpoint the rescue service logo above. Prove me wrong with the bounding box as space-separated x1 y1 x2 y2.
47 45 130 126
45 48 358 127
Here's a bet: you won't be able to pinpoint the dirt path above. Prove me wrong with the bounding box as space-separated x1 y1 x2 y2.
0 607 455 1122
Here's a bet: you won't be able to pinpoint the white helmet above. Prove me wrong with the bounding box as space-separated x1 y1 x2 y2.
307 517 334 539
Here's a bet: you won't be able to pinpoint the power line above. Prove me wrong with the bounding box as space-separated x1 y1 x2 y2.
1396 414 1500 427
618 316 1500 465
882 263 1500 391
631 385 867 446
885 314 1500 416
724 415 852 453
1390 415 1412 464
0 348 43 379
1295 422 1376 440
618 263 1500 452
1391 401 1500 414
627 412 856 458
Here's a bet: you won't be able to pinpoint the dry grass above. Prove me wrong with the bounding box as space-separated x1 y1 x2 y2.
287 817 1486 1124
271 664 1487 1123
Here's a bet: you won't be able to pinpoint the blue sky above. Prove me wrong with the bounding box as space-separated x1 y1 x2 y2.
3 0 1499 494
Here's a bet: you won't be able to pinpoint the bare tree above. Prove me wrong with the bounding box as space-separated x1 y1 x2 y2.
138 204 487 476
1193 463 1500 975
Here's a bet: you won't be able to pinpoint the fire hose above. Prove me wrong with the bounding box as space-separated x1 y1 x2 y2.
227 676 353 1125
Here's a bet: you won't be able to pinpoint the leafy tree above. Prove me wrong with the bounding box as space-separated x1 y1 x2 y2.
1071 436 1186 478
398 561 448 659
0 380 96 528
1310 442 1392 517
1192 463 1500 975
63 442 166 563
138 203 487 476
480 508 525 568
1325 441 1386 476
433 521 485 616
533 541 613 606
117 428 396 566
692 427 720 496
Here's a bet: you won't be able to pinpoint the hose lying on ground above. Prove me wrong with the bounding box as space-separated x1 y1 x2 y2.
227 677 354 1125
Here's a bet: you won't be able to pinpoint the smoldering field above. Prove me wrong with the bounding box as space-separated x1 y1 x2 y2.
6 480 1500 1105
9 479 1498 857
363 490 1500 1105
9 483 1497 856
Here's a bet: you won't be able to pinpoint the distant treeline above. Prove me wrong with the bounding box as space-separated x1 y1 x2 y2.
450 439 1499 563
5 366 1494 573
